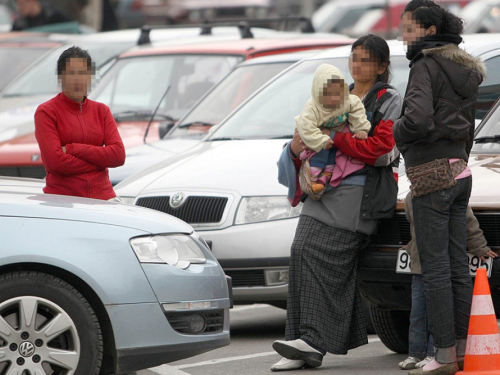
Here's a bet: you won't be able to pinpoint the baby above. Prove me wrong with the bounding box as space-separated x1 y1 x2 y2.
295 64 371 194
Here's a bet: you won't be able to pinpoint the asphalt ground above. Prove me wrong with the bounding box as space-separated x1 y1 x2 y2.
137 304 409 375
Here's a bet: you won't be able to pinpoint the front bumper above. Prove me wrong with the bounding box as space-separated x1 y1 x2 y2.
198 218 298 303
109 258 231 373
359 248 500 314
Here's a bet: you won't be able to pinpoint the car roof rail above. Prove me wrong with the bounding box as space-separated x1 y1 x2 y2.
137 17 315 45
138 22 254 45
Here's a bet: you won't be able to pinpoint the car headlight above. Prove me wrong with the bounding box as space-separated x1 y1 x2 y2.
130 235 206 269
235 196 302 225
118 196 135 205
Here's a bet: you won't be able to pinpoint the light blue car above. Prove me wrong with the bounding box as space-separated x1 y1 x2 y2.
0 177 231 374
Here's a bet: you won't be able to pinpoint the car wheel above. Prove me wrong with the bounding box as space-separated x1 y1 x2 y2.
361 297 376 334
0 271 103 375
369 304 409 354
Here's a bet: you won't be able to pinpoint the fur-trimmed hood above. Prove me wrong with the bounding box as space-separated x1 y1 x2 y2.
422 44 485 98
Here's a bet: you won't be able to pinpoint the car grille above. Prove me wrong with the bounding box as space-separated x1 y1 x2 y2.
370 212 500 248
136 196 228 224
224 270 266 287
0 167 46 179
165 309 224 334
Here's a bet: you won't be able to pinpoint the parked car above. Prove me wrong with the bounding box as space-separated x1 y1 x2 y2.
0 35 64 92
109 50 321 184
0 177 231 374
0 32 353 179
141 0 273 25
0 25 281 145
461 0 500 34
112 35 500 313
313 0 469 38
108 33 500 184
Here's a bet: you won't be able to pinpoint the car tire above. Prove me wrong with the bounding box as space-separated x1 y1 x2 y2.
369 304 409 354
0 271 103 374
361 297 376 334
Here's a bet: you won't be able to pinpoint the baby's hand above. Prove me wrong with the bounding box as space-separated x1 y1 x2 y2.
325 139 334 150
353 131 368 140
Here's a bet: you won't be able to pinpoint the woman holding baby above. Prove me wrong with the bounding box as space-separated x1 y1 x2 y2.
273 34 403 371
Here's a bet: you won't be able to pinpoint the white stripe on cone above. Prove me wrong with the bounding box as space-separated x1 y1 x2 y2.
471 295 496 316
466 334 500 355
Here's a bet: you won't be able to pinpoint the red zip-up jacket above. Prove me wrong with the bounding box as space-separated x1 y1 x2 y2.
35 93 125 200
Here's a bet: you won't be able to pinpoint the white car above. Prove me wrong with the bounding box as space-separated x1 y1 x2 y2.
114 36 500 305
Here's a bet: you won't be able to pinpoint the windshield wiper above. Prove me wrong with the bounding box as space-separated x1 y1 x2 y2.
474 135 500 144
207 137 243 141
270 135 294 139
113 110 176 122
177 121 215 128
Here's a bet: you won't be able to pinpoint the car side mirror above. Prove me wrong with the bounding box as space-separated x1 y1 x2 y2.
159 121 175 139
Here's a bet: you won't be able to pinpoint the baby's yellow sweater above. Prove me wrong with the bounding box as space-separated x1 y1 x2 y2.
295 64 371 153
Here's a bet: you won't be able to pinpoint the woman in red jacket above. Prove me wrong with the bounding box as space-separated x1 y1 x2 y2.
35 46 125 200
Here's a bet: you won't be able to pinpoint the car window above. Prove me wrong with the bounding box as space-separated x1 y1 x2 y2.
209 56 409 140
91 54 242 121
2 42 133 97
472 100 500 154
0 47 53 92
476 54 500 120
170 62 293 138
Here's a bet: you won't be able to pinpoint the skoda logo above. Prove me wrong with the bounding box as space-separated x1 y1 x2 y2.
19 341 35 357
31 153 41 162
170 192 186 208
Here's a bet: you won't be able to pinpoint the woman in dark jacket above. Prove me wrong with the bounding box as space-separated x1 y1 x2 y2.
35 46 125 200
394 1 485 374
273 34 402 371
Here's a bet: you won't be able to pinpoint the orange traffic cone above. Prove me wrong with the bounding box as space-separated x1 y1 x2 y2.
457 268 500 374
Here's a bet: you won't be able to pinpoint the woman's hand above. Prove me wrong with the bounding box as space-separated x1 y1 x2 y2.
481 250 498 262
62 146 66 153
290 129 303 157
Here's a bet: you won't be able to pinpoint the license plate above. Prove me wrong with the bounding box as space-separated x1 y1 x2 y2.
396 249 492 277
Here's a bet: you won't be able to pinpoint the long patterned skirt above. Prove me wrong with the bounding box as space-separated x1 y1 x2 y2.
285 215 369 354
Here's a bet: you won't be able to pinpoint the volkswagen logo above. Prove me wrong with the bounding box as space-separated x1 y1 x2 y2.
170 192 186 208
19 341 35 357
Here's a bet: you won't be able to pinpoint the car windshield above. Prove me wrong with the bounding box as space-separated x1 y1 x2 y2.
209 56 410 140
170 61 294 139
0 47 53 92
90 54 242 121
472 100 500 154
3 41 134 97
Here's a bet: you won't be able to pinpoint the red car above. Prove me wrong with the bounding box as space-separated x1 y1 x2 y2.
0 31 353 179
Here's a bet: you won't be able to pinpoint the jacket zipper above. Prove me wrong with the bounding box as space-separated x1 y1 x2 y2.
77 103 91 198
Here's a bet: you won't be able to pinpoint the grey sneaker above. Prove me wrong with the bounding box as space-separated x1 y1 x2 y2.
415 357 434 368
399 357 421 370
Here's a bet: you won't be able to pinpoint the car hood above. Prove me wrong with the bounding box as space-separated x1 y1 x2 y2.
0 189 194 234
115 139 289 198
109 138 201 185
397 153 500 210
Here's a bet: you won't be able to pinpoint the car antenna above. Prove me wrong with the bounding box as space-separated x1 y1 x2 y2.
143 85 171 144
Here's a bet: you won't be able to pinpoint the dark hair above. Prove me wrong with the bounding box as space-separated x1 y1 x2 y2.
57 46 94 75
351 34 391 84
402 0 464 35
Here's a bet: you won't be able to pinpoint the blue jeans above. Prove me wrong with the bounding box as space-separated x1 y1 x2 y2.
412 176 473 364
409 274 435 359
309 147 337 170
